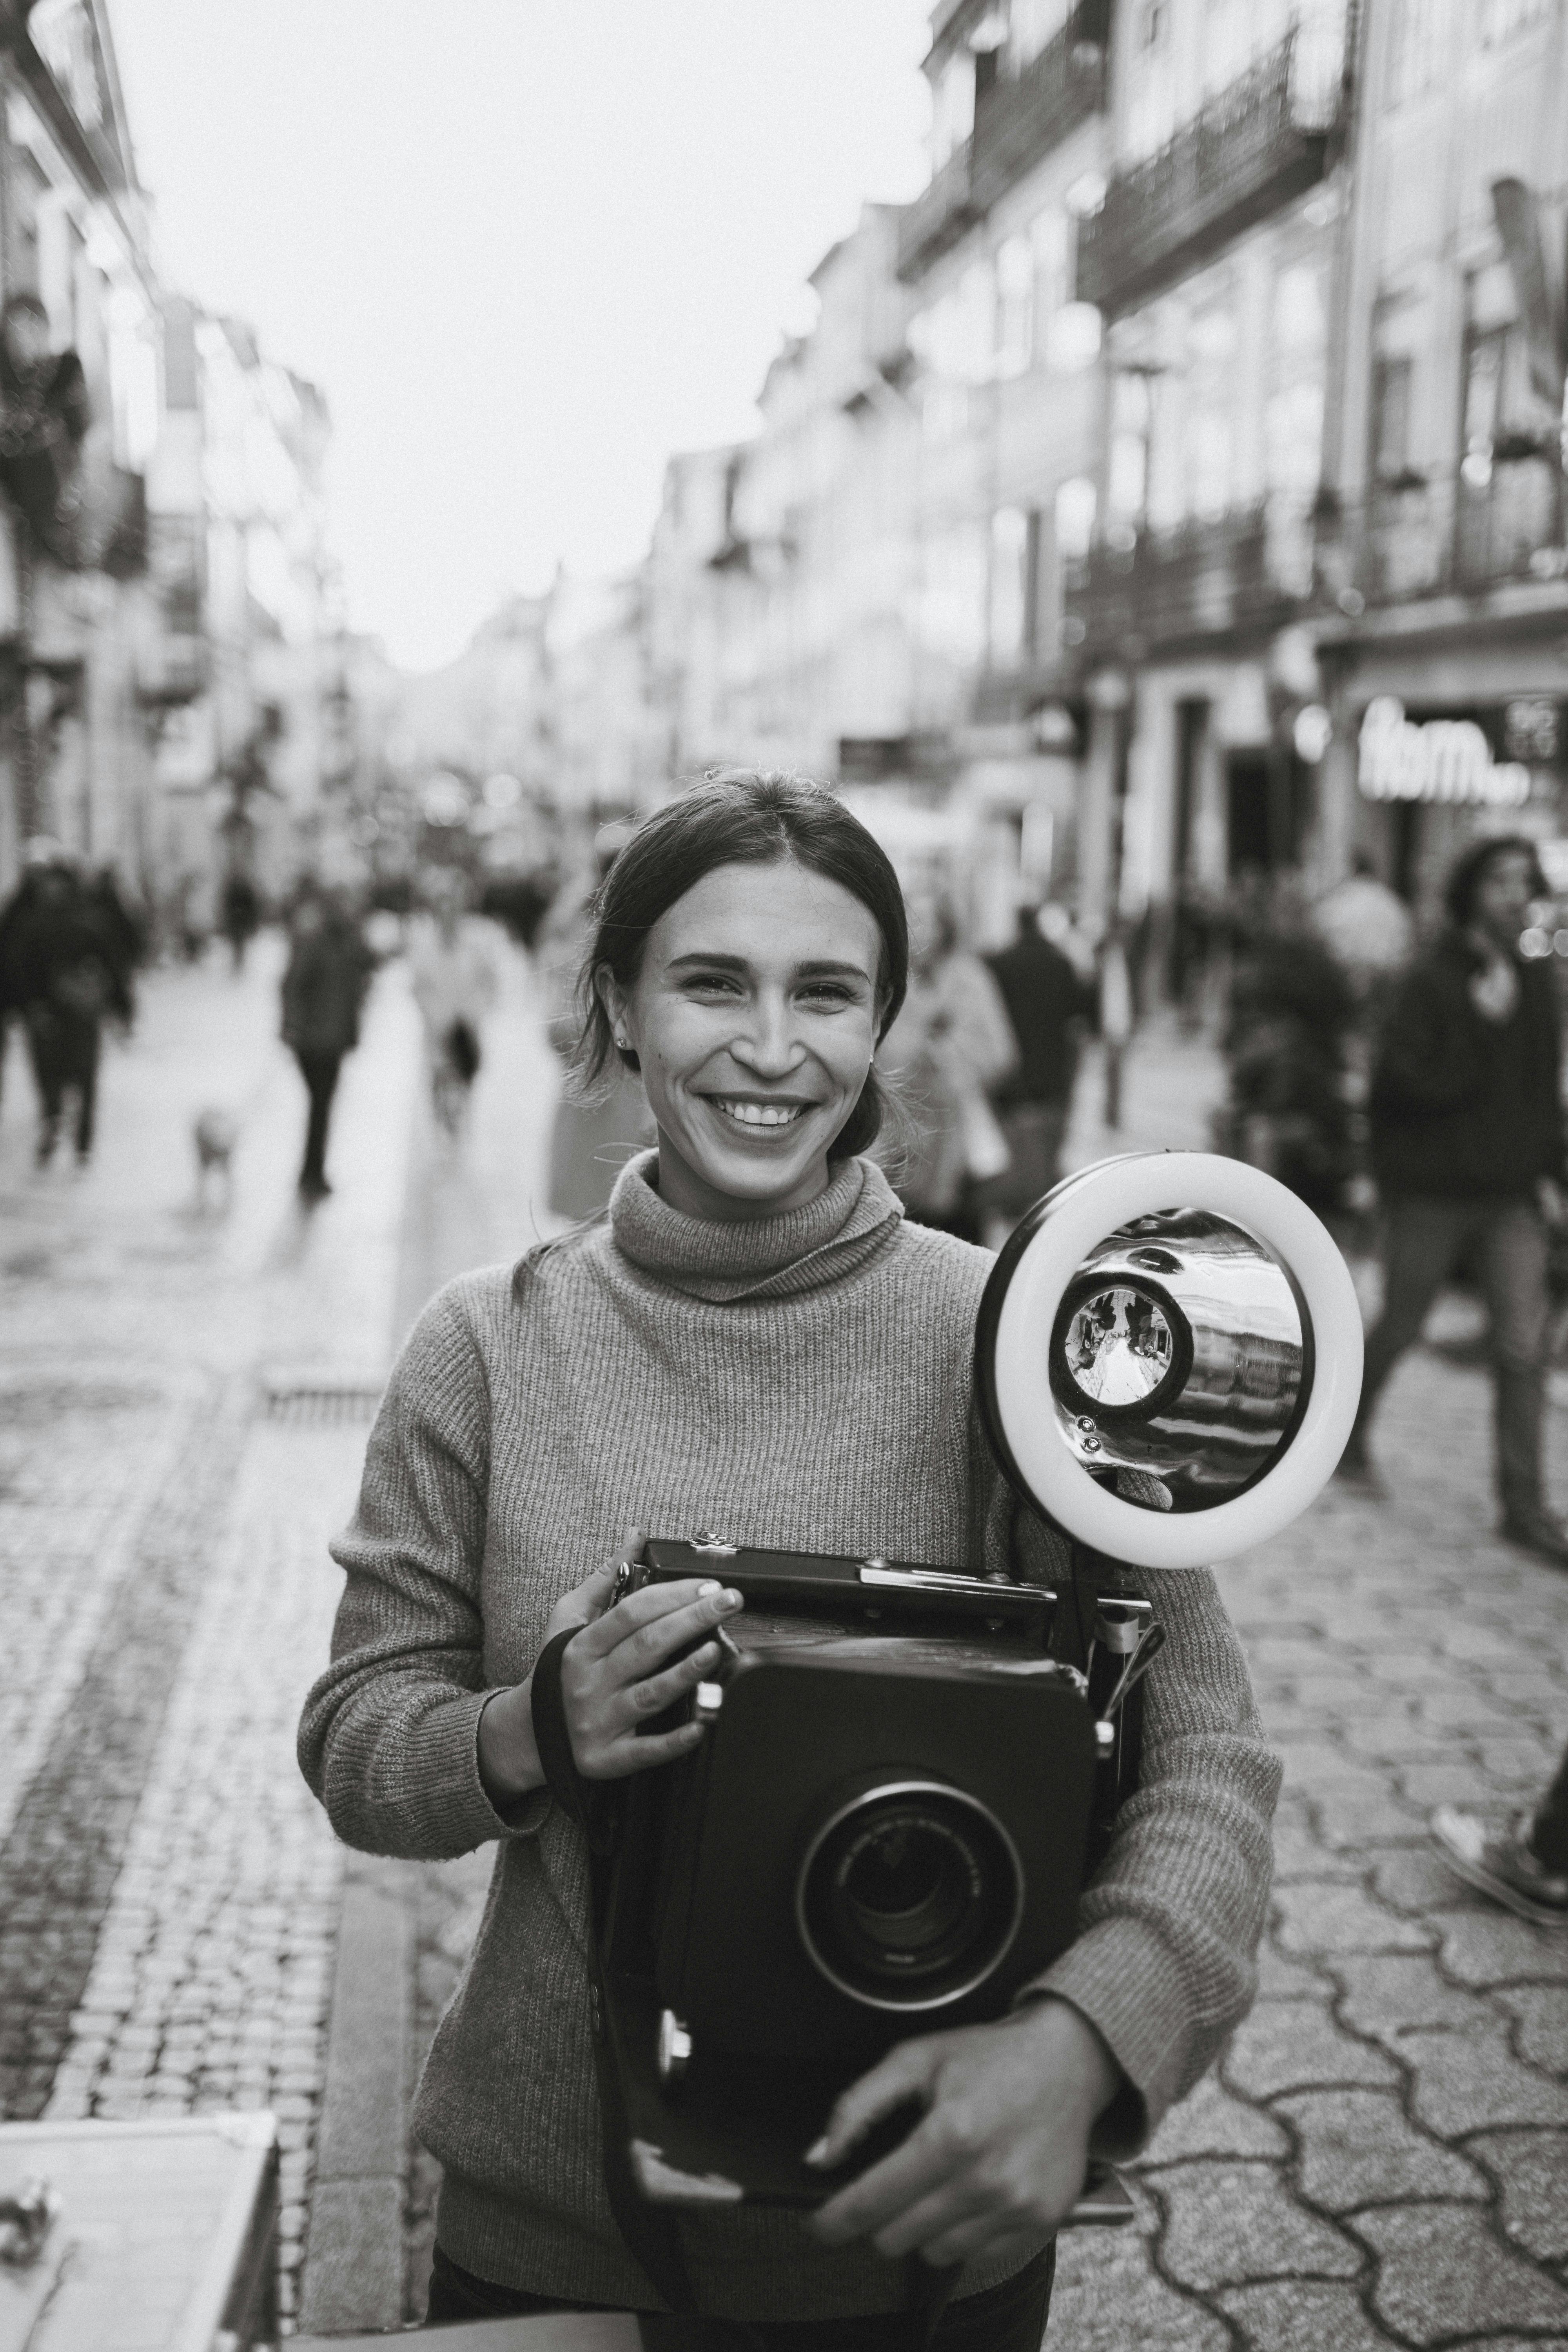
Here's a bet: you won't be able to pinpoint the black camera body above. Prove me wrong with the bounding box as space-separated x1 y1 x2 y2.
595 1538 1144 2213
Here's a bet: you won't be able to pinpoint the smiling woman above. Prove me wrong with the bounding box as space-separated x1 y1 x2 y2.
574 770 907 1223
298 768 1279 2347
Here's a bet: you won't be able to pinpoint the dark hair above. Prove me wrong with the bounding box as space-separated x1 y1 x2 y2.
1443 833 1546 929
571 768 909 1160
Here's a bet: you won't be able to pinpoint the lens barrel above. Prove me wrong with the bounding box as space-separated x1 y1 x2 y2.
796 1780 1024 2013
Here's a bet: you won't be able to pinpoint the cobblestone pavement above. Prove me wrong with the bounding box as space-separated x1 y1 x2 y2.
5 973 1568 2347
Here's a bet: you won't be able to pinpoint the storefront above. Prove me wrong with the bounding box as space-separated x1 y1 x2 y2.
1347 677 1568 914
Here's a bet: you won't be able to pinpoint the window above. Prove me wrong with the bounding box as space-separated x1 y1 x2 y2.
1055 475 1098 560
1126 2 1178 157
1479 0 1552 45
1370 356 1413 481
1007 0 1071 71
989 506 1031 663
1385 0 1446 106
995 236 1035 377
932 52 975 167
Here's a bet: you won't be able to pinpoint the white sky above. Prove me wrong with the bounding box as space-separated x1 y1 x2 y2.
109 2 934 672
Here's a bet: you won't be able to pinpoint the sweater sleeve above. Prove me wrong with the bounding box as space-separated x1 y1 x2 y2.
1019 1565 1281 2151
297 1280 546 1859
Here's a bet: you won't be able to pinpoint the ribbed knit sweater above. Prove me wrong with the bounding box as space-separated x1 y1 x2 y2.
298 1151 1281 2322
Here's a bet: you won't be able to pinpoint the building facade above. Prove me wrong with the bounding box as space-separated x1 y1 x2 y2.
0 0 341 917
1065 0 1354 954
1314 0 1568 917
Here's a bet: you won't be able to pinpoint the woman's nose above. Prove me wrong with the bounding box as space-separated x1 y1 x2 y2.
734 995 803 1074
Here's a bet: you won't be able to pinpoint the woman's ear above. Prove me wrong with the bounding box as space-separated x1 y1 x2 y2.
594 964 633 1056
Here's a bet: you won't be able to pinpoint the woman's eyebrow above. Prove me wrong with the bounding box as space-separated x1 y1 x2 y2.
665 952 871 980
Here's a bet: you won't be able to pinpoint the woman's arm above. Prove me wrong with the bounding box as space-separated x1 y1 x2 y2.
296 1283 526 1860
1021 1561 1281 2149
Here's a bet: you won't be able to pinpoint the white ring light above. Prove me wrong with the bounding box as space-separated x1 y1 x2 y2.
986 1152 1363 1571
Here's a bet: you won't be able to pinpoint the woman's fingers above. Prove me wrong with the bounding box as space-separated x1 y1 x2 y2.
595 1717 706 1778
614 1638 724 1724
810 2103 967 2250
573 1575 735 1662
806 2039 940 2174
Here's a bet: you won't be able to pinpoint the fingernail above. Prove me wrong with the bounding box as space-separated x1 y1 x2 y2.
804 2136 831 2166
720 1589 742 1608
697 1580 720 1596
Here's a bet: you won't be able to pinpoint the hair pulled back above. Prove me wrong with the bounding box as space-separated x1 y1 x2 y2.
572 768 908 1161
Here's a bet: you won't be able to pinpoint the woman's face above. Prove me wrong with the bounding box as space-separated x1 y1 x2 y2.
602 858 883 1222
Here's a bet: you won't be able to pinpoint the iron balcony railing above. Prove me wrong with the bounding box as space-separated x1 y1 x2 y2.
1064 497 1315 655
1336 454 1568 607
1075 25 1343 318
896 140 977 282
969 2 1109 215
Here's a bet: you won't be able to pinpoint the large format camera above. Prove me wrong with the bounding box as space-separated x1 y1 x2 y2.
546 1154 1362 2248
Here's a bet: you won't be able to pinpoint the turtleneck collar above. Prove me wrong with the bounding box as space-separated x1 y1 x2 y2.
607 1149 904 1303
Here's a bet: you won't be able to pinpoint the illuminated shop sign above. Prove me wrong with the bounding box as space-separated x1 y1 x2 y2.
1357 697 1531 808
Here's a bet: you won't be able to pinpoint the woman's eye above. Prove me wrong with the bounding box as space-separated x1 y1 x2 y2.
684 973 742 996
800 984 856 1005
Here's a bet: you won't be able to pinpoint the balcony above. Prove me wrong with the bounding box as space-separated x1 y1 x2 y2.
1065 498 1314 655
897 142 978 282
1075 28 1342 318
1342 455 1568 608
969 2 1109 215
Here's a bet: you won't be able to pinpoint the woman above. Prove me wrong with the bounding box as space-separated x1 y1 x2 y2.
299 771 1279 2345
877 887 1017 1245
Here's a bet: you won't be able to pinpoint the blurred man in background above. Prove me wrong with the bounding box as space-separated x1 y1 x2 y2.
280 890 372 1202
1339 837 1568 1565
976 895 1094 1244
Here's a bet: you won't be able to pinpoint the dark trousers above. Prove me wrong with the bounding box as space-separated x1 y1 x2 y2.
1531 1742 1568 1872
425 2243 1055 2349
294 1048 343 1188
1355 1194 1549 1523
23 1003 100 1160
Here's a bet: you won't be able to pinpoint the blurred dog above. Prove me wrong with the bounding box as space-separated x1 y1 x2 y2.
192 1107 238 1210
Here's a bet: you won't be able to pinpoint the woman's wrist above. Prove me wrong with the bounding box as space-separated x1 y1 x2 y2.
477 1679 546 1809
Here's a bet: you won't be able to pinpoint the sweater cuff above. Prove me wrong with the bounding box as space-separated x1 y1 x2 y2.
446 1687 553 1846
1014 1916 1189 2156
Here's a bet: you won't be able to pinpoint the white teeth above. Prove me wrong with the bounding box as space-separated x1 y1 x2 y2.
713 1100 806 1129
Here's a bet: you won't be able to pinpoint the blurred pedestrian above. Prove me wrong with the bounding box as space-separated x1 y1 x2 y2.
280 891 372 1201
409 870 499 1138
219 870 262 974
2 842 118 1166
976 896 1094 1242
1218 888 1355 1217
878 884 1016 1244
1431 1745 1568 1926
1339 837 1568 1564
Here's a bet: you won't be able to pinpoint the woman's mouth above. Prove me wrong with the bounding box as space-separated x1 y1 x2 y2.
708 1097 812 1132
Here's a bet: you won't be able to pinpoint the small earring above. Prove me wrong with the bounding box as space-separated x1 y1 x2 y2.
615 1034 628 1050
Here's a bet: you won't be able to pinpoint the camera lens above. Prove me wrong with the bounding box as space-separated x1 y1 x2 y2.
797 1782 1023 2012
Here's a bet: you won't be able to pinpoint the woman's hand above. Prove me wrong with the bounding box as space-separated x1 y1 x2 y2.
559 1549 744 1782
807 1999 1125 2270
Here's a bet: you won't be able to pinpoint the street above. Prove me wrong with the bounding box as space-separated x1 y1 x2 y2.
1 940 1566 2348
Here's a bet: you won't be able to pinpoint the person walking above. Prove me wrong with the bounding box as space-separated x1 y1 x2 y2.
409 870 500 1138
1338 836 1568 1563
280 891 371 1201
3 844 119 1166
219 870 262 975
976 898 1094 1241
878 885 1017 1244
